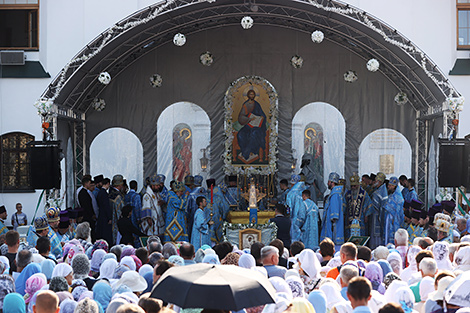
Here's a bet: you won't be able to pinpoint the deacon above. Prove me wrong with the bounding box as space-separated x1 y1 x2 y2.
276 179 290 206
109 174 126 245
383 177 404 245
141 174 166 237
0 205 8 236
191 196 211 250
187 175 207 240
287 174 306 242
45 207 63 258
344 174 371 238
225 176 240 210
321 172 344 245
407 199 424 245
403 178 418 202
296 189 319 249
163 181 189 242
366 172 388 248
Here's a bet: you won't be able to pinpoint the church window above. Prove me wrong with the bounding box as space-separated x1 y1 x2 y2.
0 132 34 191
457 0 470 49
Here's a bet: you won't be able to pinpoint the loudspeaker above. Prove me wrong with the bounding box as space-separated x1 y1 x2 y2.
29 145 61 189
439 139 470 188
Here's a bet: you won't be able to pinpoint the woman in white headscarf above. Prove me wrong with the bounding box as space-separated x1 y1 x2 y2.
120 256 136 271
384 280 408 303
296 249 323 294
99 258 118 280
51 263 73 285
391 286 418 313
432 241 453 271
387 252 403 276
453 246 470 271
238 253 256 269
269 277 293 300
400 246 422 283
319 281 345 311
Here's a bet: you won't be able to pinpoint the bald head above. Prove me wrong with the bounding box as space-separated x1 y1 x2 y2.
33 291 59 313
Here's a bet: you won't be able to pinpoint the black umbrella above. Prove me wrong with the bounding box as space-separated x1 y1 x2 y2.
150 263 276 310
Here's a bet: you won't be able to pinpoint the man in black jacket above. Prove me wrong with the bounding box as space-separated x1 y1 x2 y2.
94 174 113 245
77 175 96 240
269 203 291 249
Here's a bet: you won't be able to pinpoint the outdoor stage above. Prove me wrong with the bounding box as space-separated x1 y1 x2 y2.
37 0 462 209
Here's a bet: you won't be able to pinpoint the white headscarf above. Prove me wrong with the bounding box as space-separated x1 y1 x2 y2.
419 276 435 302
138 264 153 276
319 282 344 310
51 263 73 278
90 249 106 272
99 259 118 280
453 246 470 271
384 280 409 303
387 252 403 276
238 254 256 269
432 241 453 270
401 246 422 283
269 277 293 299
120 256 136 271
326 257 342 269
0 256 9 274
297 249 321 279
391 286 415 311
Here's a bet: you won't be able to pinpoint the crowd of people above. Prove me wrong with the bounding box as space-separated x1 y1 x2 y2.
0 168 468 313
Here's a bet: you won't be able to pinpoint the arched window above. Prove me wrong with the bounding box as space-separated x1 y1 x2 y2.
358 128 412 178
0 132 34 191
172 123 192 181
90 128 144 187
292 102 346 185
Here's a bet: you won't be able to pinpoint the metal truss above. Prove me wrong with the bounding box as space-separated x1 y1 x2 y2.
73 121 86 188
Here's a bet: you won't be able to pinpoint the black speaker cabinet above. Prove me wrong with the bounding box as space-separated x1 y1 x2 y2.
29 143 61 189
439 139 470 188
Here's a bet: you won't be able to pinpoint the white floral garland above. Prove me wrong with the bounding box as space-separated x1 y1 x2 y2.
445 96 464 113
34 98 53 115
223 76 278 175
92 98 106 111
394 92 408 105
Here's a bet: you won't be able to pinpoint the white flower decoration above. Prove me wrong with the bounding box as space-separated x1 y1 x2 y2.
290 55 304 69
173 33 186 46
33 98 53 115
366 58 380 72
200 51 214 66
344 70 358 83
445 96 464 113
150 74 163 88
241 16 254 29
98 72 111 85
92 98 106 111
311 30 324 43
394 92 408 105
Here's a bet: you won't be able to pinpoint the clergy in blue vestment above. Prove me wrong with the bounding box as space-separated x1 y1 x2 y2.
187 175 207 241
0 206 8 236
366 172 388 249
300 153 327 204
26 216 50 247
163 181 189 243
45 207 63 258
184 175 195 194
344 174 372 238
383 177 405 245
296 189 319 249
206 179 229 243
191 196 211 250
403 178 418 202
321 172 345 245
286 175 306 242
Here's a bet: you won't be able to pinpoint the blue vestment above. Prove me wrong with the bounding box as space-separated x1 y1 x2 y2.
367 183 388 248
344 187 372 238
287 182 306 241
297 199 319 249
237 100 267 160
407 224 423 245
225 187 239 208
187 186 207 240
321 185 345 245
191 208 211 250
383 188 405 245
277 188 290 207
163 191 189 242
0 220 7 236
48 226 63 259
209 187 229 243
404 188 418 202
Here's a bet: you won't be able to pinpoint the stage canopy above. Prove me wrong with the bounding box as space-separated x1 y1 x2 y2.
39 0 462 207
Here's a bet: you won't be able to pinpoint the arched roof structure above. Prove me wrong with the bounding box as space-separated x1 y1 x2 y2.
42 0 459 120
